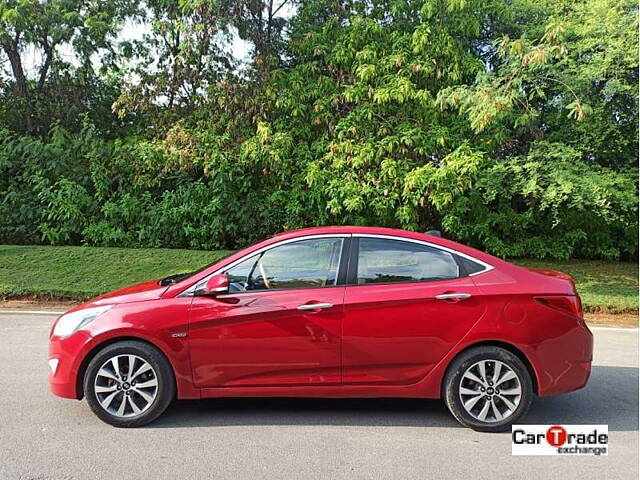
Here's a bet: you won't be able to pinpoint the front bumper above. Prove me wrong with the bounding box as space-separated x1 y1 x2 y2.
48 330 95 399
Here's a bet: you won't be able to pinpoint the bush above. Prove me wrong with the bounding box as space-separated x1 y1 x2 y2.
0 126 637 260
442 143 638 260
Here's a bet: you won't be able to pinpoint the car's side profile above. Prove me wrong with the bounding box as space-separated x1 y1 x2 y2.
48 226 593 431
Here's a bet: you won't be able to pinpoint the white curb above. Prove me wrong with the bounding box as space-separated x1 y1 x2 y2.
0 310 66 315
589 326 638 332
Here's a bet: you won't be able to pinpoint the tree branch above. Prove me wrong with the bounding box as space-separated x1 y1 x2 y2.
37 32 54 92
272 0 289 17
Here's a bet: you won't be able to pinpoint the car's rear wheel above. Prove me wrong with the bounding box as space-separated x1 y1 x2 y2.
443 346 533 432
84 340 175 427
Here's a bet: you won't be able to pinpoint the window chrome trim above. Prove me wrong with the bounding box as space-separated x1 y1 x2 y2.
180 234 351 296
352 233 494 277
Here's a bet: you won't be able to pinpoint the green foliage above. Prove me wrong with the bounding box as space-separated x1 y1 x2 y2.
437 0 638 168
0 0 138 134
441 142 638 259
0 0 637 260
0 123 293 249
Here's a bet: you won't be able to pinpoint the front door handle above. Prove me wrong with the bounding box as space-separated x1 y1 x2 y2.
435 293 472 302
297 303 334 311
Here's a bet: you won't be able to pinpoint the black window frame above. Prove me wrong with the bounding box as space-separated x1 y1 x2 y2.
454 253 487 276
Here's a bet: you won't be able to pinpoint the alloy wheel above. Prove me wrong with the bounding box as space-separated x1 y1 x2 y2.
94 354 159 418
458 359 522 423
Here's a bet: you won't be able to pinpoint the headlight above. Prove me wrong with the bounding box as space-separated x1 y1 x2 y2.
52 306 113 338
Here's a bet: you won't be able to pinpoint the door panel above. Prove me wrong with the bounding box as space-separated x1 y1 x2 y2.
342 277 485 385
188 236 348 388
188 288 344 388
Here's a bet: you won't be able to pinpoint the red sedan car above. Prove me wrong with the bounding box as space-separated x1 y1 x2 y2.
48 226 592 431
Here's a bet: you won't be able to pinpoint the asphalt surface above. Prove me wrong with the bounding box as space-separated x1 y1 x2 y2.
0 310 637 480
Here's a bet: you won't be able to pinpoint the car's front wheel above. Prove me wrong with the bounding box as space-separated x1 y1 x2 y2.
443 346 533 432
84 340 175 427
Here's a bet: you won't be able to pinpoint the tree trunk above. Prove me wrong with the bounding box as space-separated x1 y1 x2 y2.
2 39 28 97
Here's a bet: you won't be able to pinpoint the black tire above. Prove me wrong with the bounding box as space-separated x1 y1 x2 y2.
443 346 533 432
84 340 175 427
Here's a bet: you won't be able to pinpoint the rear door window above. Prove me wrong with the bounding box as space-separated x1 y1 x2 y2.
356 238 460 285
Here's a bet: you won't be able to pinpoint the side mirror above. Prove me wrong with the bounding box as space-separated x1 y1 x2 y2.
200 273 229 296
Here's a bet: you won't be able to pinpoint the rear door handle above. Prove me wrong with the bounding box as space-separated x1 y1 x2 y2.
435 293 472 302
297 303 334 311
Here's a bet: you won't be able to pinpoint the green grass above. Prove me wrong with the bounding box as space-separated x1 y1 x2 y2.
0 245 637 313
514 259 638 314
0 245 232 300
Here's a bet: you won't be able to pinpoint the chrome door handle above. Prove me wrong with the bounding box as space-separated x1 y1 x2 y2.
435 293 472 301
297 303 334 311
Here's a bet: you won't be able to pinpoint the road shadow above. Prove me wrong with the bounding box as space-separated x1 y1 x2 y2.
150 365 638 431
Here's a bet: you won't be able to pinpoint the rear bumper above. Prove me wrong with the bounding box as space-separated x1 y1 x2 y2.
539 359 591 397
536 323 593 397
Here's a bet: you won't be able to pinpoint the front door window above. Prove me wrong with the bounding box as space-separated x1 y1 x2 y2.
226 237 343 292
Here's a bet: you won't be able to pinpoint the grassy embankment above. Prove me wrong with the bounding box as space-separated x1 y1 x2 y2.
0 245 636 324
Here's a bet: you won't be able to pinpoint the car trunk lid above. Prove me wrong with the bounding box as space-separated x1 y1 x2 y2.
524 267 577 290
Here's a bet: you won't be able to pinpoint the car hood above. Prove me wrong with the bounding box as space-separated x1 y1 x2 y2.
87 279 167 307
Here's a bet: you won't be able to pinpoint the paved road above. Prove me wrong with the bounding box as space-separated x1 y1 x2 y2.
0 311 637 480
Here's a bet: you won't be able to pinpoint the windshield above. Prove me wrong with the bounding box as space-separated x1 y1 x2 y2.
158 251 236 286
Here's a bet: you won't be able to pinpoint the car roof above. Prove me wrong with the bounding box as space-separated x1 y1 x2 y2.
273 225 449 245
274 225 434 238
272 225 500 261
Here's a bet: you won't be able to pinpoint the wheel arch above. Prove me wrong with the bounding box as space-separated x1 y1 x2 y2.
76 336 177 400
441 340 539 396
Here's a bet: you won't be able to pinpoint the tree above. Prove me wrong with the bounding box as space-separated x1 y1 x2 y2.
260 0 510 229
114 0 234 116
232 0 295 70
437 0 638 168
0 0 636 259
0 0 137 133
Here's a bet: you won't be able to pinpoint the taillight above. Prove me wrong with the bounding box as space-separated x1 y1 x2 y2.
535 295 583 318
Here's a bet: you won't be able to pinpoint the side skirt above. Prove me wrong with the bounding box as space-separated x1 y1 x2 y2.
200 384 439 399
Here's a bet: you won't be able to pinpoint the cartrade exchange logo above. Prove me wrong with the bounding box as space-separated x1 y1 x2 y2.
512 425 608 456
